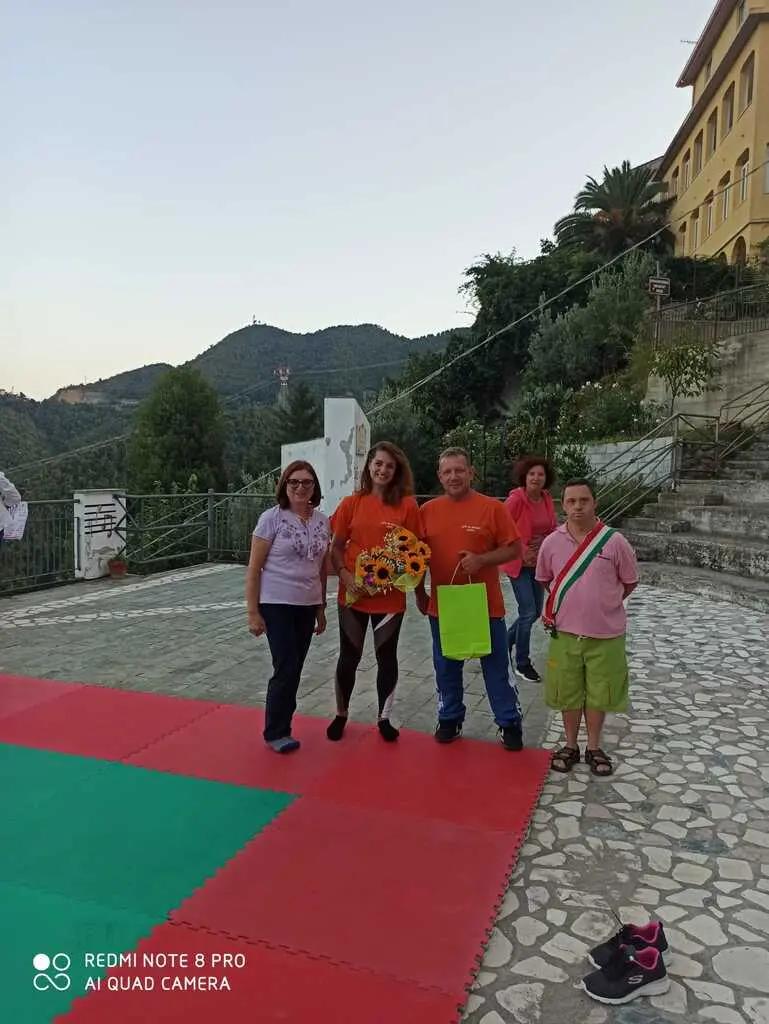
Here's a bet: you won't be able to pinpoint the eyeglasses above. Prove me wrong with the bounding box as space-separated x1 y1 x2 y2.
287 479 314 489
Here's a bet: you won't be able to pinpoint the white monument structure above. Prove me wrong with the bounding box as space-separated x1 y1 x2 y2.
73 489 127 580
281 397 370 515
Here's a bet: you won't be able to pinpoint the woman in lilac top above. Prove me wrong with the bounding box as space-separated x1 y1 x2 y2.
245 460 331 753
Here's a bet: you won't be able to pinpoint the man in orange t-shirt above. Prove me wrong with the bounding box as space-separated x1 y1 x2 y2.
417 448 525 750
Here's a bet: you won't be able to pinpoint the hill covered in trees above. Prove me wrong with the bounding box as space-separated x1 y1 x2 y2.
54 323 455 404
3 321 456 499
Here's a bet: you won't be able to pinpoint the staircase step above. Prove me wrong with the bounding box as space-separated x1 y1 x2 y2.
625 529 769 580
675 504 769 541
720 466 769 480
671 479 769 503
638 562 769 614
624 517 691 534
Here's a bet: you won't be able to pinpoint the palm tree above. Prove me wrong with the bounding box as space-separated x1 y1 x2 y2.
555 160 676 259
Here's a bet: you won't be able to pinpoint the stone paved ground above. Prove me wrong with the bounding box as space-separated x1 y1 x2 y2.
2 567 768 1024
0 564 549 743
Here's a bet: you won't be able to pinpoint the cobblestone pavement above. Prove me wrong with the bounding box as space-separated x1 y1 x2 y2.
464 589 769 1024
2 568 768 1024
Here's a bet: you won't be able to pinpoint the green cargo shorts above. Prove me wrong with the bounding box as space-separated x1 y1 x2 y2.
544 631 629 713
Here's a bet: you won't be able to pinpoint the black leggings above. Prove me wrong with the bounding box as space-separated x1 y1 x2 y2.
335 606 404 720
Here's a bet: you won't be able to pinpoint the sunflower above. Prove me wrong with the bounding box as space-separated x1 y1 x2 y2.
404 553 426 577
384 527 420 553
357 554 378 577
413 541 431 559
371 556 397 587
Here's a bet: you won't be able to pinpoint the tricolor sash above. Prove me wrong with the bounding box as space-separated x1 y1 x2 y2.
542 521 615 634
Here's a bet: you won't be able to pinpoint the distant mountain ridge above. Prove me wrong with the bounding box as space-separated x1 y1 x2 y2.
53 322 456 405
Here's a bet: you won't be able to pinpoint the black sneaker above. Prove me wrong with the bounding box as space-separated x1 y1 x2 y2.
582 946 669 1005
515 663 541 682
587 919 671 970
434 720 462 743
500 724 523 751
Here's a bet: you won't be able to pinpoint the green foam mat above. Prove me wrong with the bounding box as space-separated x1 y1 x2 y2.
0 744 295 915
0 881 159 1024
1 744 105 840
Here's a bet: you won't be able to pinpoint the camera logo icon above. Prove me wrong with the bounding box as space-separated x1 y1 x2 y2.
33 953 71 992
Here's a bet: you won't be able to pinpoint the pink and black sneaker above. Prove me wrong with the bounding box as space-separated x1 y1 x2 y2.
582 946 670 1005
587 919 670 971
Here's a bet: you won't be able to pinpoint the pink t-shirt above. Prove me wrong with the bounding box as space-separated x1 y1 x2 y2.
535 524 638 639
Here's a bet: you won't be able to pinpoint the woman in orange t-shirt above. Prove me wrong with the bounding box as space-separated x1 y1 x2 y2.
327 441 421 743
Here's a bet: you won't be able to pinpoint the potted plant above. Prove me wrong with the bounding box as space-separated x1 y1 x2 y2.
107 551 128 578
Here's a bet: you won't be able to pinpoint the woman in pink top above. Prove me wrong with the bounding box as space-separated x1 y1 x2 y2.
501 456 558 682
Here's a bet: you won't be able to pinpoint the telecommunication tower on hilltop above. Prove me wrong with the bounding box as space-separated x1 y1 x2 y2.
274 365 291 409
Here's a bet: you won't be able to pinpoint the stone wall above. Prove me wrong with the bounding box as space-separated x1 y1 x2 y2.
585 437 674 484
645 326 769 423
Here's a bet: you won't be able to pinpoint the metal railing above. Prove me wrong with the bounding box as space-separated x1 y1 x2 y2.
595 380 769 523
649 282 769 347
124 492 276 572
0 499 76 596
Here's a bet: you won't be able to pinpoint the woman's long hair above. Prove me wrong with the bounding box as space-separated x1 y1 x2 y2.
359 441 415 506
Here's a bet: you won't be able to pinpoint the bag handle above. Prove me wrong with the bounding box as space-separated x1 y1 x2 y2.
450 561 472 585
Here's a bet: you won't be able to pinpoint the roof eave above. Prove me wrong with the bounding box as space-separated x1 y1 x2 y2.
660 13 766 176
677 0 735 86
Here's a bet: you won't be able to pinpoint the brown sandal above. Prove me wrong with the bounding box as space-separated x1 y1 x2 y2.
551 745 580 773
585 748 614 776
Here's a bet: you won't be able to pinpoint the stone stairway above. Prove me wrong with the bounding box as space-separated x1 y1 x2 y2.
622 429 769 612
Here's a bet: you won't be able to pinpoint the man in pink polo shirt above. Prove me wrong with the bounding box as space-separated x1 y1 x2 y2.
535 478 638 777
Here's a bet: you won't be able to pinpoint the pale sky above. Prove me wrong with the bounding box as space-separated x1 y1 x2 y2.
2 0 712 399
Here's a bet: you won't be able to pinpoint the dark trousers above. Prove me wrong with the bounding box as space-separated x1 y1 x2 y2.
335 606 404 719
260 603 318 741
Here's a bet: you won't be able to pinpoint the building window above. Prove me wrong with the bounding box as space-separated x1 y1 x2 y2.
670 168 679 196
682 151 691 191
705 55 713 81
739 53 754 110
706 110 718 157
690 214 700 253
765 144 769 193
737 0 747 27
722 84 735 137
694 132 704 176
705 194 715 237
737 151 750 203
719 174 731 221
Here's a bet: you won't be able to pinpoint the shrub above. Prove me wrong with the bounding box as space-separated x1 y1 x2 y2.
556 378 665 443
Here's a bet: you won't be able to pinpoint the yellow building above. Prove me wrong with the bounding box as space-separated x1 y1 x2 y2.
659 0 769 264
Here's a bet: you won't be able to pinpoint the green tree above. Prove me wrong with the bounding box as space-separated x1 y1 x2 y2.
649 329 722 414
276 381 323 446
368 386 442 494
127 367 226 492
555 160 675 258
224 403 282 483
397 244 589 431
527 252 656 390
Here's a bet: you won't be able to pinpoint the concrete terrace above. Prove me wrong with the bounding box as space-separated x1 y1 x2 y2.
1 565 769 1023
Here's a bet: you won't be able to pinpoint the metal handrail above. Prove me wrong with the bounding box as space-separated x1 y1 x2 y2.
595 379 769 522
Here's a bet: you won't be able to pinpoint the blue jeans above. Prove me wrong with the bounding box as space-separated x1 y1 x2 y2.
429 615 522 728
507 568 545 668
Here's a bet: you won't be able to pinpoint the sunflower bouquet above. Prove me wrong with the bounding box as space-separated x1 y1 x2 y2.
345 527 431 605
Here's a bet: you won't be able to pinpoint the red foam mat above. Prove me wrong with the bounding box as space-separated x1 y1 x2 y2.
0 682 219 760
126 705 371 792
171 796 523 993
305 726 551 831
0 674 84 720
59 922 461 1023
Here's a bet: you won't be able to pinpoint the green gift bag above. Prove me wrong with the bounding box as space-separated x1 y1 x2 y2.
436 568 491 660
